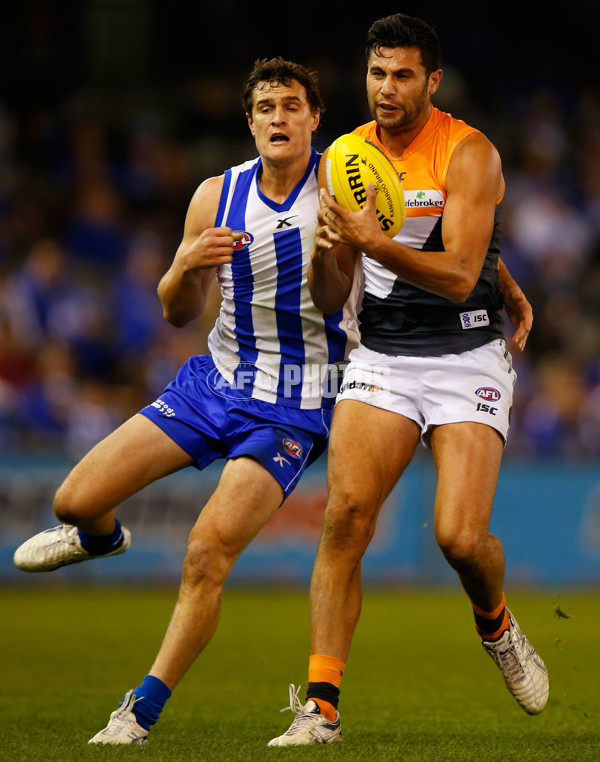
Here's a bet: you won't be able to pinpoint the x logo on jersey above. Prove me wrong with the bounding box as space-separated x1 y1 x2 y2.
273 453 290 467
276 215 298 229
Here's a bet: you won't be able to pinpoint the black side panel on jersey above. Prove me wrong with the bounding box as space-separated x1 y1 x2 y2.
358 206 505 357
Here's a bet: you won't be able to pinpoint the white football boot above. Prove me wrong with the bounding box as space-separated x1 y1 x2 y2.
13 523 131 572
268 684 342 746
482 609 549 714
89 690 148 745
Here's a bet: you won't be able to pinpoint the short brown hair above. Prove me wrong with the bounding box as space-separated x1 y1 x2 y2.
242 57 325 116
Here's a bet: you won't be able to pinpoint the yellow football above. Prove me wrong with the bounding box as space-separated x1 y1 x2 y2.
325 133 405 238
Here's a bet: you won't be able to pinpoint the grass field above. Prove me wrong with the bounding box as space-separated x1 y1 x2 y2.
1 586 598 761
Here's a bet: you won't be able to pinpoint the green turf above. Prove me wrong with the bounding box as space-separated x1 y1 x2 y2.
1 586 598 761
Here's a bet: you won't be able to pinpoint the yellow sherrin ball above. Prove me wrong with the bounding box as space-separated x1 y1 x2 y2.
325 133 405 238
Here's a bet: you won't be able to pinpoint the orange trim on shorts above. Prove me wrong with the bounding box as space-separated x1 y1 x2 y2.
308 654 345 688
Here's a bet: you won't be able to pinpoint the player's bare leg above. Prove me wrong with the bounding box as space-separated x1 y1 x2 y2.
430 421 505 610
431 421 548 714
91 456 285 744
310 401 420 661
54 414 195 530
149 456 284 688
269 401 420 746
14 415 194 571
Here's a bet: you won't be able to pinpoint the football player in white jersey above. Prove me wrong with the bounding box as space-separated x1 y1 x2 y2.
269 14 547 747
13 57 357 746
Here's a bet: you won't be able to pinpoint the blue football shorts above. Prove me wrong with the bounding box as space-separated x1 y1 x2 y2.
140 355 332 499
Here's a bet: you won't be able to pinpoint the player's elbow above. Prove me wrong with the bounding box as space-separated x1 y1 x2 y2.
444 269 479 303
311 293 345 315
162 304 195 328
163 310 187 328
158 283 199 327
446 284 473 303
308 272 351 314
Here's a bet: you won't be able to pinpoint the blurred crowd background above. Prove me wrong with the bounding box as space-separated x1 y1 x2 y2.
0 0 599 462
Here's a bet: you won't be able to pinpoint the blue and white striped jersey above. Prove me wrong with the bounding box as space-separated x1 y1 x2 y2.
208 148 359 409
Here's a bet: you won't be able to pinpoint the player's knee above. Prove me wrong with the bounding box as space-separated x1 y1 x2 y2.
53 468 114 524
182 535 234 588
53 482 84 525
436 526 482 569
321 489 378 549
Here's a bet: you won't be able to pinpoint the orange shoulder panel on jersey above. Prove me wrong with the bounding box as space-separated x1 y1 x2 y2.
352 109 481 218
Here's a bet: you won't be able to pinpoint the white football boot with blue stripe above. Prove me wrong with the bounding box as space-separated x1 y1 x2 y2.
482 610 549 714
13 523 131 572
89 690 148 745
268 685 342 746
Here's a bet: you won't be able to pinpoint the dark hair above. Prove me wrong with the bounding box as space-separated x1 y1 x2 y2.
242 57 325 115
365 14 442 75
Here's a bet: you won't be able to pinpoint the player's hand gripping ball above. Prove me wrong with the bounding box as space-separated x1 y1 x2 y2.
325 134 405 237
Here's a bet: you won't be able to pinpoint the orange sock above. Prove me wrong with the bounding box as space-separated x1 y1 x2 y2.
308 654 345 686
312 698 337 720
307 654 345 721
472 593 510 641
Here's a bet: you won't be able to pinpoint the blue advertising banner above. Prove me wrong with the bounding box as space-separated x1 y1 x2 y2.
1 455 599 586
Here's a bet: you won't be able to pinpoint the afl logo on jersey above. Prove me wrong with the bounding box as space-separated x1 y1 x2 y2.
475 387 501 402
282 438 303 459
232 231 253 251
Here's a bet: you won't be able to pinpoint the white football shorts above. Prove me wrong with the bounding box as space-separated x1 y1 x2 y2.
336 339 517 446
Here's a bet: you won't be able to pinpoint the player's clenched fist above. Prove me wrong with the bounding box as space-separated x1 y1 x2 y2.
178 227 244 270
158 226 243 327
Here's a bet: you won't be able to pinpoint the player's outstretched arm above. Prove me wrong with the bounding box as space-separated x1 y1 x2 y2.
497 258 533 352
320 133 503 304
158 176 241 327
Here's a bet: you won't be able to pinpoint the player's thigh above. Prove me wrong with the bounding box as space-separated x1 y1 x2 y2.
188 456 284 559
327 399 421 512
431 421 504 540
56 413 194 516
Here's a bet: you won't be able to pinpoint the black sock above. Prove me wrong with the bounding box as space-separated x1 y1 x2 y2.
306 681 340 710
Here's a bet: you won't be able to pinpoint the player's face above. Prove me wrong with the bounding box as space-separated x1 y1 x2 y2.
248 80 320 166
366 46 441 132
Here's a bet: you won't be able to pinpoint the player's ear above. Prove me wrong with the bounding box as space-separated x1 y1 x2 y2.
429 68 443 96
311 108 321 133
246 113 256 136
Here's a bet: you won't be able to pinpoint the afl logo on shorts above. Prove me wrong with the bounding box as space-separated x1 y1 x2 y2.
282 438 303 459
233 231 253 251
475 387 501 402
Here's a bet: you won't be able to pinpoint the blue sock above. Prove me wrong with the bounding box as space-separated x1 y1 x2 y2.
78 519 123 556
130 675 172 730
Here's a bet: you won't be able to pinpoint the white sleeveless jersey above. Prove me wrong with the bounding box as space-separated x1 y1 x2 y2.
208 148 359 409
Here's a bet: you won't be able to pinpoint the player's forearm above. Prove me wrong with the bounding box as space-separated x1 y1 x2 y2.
367 237 478 303
497 257 515 301
308 250 352 314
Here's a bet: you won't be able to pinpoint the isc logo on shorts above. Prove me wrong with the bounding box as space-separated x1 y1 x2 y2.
282 438 303 459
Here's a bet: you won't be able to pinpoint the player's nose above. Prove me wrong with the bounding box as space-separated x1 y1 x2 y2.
271 106 286 125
